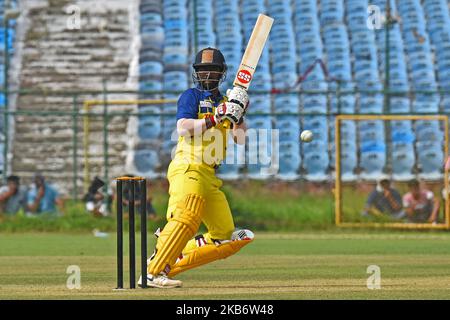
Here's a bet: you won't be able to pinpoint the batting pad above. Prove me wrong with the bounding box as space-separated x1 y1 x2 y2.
168 238 253 277
148 194 205 276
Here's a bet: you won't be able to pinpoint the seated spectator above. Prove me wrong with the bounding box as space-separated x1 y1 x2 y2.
26 173 64 215
83 176 109 217
362 175 405 219
0 175 27 215
403 179 440 223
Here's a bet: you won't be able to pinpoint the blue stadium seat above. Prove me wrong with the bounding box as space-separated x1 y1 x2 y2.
340 150 357 181
412 98 439 113
416 141 442 154
217 139 245 180
392 151 415 181
329 139 357 165
139 57 163 74
274 95 300 113
359 151 386 180
302 140 327 154
330 139 357 156
303 95 327 107
247 138 276 180
330 120 356 141
276 115 301 133
391 120 413 132
139 81 163 92
391 130 415 143
246 115 272 129
163 71 188 91
138 116 162 140
415 120 441 133
441 96 450 112
303 117 329 143
359 120 384 132
303 116 328 131
390 97 411 113
392 141 414 154
277 141 301 180
162 51 188 67
272 72 298 89
418 148 444 179
301 80 328 93
133 150 160 174
416 127 444 142
162 118 177 140
320 2 344 26
330 95 356 114
217 164 240 180
360 141 386 153
248 95 271 114
140 25 164 46
279 126 300 142
303 151 329 181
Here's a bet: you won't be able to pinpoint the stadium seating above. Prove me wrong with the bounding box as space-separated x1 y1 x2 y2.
277 141 301 180
133 148 160 173
360 150 386 180
217 139 246 180
418 147 444 180
0 0 18 174
134 0 450 181
392 150 415 181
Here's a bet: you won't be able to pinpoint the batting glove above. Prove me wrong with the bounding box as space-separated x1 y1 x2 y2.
227 86 249 111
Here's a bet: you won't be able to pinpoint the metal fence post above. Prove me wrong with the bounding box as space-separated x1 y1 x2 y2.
384 2 392 172
3 18 9 181
72 95 79 200
102 80 109 198
336 80 341 115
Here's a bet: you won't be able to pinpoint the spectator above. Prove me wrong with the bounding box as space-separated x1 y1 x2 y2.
0 175 27 215
26 173 64 215
403 179 440 223
83 176 109 217
362 175 405 219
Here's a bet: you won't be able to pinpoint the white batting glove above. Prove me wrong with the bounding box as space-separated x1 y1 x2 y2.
214 102 244 125
227 86 249 111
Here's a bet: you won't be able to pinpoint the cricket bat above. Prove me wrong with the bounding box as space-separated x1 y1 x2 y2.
222 13 274 129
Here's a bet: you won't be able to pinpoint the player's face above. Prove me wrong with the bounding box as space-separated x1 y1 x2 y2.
410 185 420 197
194 66 223 90
380 180 390 190
7 181 18 192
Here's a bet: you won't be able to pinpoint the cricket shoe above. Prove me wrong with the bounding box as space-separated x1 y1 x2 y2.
138 274 182 289
231 229 255 241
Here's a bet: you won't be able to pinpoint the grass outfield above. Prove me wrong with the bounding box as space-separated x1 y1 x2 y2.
1 231 450 299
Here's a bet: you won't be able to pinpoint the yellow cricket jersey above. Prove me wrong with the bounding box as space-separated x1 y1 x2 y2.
173 88 229 168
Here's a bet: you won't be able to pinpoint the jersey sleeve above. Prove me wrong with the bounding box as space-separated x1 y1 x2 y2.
391 189 402 204
176 89 198 120
366 190 377 206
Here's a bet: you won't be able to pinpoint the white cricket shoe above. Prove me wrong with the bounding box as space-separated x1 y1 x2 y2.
138 274 182 289
231 229 255 241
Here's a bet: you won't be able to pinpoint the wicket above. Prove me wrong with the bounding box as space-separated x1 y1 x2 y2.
116 176 147 289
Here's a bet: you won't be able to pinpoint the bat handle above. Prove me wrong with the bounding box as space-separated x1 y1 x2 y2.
222 119 231 129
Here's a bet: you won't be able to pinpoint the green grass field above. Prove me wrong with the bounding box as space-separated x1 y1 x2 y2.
1 231 450 299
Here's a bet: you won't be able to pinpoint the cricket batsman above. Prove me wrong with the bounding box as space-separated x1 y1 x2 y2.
138 47 254 288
